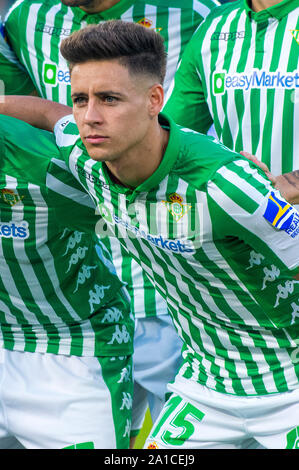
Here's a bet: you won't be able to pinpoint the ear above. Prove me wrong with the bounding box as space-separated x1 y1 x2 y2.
148 84 164 117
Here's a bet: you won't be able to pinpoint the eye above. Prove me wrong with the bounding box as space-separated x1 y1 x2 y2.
104 95 118 104
72 96 87 106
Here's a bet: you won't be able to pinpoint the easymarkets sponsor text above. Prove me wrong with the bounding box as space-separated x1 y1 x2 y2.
213 69 299 95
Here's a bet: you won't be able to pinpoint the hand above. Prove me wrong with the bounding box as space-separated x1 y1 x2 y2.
239 151 277 186
240 151 299 206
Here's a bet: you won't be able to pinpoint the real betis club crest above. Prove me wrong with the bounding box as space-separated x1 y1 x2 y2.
0 189 24 206
162 193 192 221
290 30 299 45
137 18 162 33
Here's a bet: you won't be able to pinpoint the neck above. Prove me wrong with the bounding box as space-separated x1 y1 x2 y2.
250 0 283 12
105 124 169 189
79 0 120 13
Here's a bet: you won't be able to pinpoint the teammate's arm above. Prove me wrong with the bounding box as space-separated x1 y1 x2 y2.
0 95 71 132
163 27 213 134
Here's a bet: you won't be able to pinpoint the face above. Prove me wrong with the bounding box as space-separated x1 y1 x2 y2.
71 60 160 163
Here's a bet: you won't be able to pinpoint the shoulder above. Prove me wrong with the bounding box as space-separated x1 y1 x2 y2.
173 124 241 187
193 0 243 33
5 0 63 23
54 115 81 149
135 0 219 13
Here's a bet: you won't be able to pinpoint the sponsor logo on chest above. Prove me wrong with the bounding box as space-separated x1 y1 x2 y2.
43 62 70 86
0 221 29 239
213 69 299 95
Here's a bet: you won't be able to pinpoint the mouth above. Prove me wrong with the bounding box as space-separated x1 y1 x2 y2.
85 135 109 144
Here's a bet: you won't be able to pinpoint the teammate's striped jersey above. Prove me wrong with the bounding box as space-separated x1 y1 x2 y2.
0 25 34 95
164 0 299 175
4 0 219 96
55 113 299 396
0 115 134 357
2 0 219 319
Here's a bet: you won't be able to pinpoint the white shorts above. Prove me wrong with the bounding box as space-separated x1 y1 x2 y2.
131 315 183 434
145 375 299 449
0 349 133 449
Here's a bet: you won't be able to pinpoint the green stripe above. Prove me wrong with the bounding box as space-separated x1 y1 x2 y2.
98 355 133 449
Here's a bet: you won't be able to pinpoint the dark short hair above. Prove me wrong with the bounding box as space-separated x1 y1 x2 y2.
60 20 167 84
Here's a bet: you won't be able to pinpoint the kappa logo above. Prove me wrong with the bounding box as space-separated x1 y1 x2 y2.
137 18 162 33
263 191 299 236
0 189 24 207
162 193 192 222
36 23 71 37
75 165 110 188
290 30 299 45
211 31 245 41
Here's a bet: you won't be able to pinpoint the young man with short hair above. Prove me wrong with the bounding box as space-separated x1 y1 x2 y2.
0 1 221 438
2 20 299 449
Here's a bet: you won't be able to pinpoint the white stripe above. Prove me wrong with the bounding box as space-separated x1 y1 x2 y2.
46 173 95 208
193 0 217 18
164 9 182 94
24 3 43 96
57 6 74 105
216 160 272 204
222 11 248 151
270 9 299 175
200 15 225 131
254 19 277 160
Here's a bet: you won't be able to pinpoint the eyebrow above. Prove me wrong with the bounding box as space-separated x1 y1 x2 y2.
71 91 124 99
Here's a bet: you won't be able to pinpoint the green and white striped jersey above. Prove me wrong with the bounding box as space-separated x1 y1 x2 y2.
55 113 299 396
0 26 34 95
165 0 299 175
0 115 134 357
3 0 219 96
2 0 219 318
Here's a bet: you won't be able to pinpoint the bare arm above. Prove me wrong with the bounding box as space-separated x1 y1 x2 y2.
240 151 299 205
0 95 71 132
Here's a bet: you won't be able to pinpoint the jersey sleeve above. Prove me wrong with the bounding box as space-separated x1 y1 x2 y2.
46 156 100 235
207 158 299 271
1 6 36 95
0 34 35 95
0 115 59 185
163 25 213 134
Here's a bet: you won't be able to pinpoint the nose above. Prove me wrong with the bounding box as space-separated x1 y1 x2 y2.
84 99 104 125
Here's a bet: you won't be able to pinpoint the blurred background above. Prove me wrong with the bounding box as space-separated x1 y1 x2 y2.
0 0 13 19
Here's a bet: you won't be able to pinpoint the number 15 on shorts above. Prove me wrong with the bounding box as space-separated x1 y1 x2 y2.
146 395 205 448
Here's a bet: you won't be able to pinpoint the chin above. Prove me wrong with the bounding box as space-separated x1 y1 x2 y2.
88 151 111 162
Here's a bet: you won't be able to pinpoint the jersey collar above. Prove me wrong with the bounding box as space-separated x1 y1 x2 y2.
70 0 136 22
244 0 297 22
